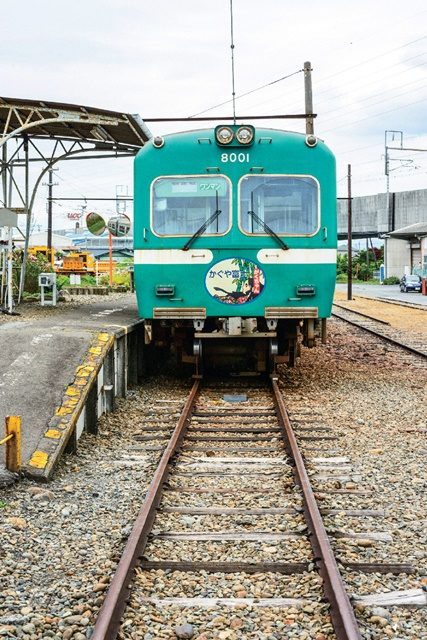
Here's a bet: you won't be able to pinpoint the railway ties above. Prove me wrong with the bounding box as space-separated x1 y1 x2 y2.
332 304 427 363
93 381 368 639
92 379 423 639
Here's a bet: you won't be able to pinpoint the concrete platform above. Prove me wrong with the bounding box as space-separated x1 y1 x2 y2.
0 293 143 480
335 283 427 308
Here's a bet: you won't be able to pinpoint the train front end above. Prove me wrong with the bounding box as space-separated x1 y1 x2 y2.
134 125 336 373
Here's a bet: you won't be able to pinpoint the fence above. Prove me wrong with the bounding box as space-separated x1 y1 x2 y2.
0 416 21 472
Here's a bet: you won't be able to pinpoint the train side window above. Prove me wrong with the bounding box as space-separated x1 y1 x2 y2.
239 175 319 236
151 176 231 236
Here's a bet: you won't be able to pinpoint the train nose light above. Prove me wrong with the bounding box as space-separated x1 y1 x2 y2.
296 285 316 296
305 134 317 147
156 284 175 296
216 126 234 145
153 136 165 148
236 126 254 145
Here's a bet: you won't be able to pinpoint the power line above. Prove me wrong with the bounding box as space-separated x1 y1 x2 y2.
188 69 303 118
320 94 427 134
318 83 427 126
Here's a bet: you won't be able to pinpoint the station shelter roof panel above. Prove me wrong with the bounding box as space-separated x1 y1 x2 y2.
388 222 427 239
0 97 152 149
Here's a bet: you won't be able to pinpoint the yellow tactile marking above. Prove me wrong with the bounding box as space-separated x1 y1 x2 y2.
98 332 110 342
55 406 73 416
89 346 102 355
63 398 79 408
65 386 79 397
29 450 49 469
45 429 61 439
75 365 95 377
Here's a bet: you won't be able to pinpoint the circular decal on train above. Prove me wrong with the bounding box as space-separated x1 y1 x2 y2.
206 258 265 305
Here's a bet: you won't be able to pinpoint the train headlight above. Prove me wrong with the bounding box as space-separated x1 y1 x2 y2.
156 284 175 296
215 126 234 145
296 285 316 296
236 126 254 145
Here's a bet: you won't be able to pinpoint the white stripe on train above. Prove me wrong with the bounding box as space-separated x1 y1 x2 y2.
134 248 337 265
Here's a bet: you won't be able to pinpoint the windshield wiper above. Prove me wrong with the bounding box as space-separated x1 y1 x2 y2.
248 191 289 250
182 191 221 251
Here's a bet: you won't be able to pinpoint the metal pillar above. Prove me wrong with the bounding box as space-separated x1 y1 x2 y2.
304 61 314 135
347 164 352 301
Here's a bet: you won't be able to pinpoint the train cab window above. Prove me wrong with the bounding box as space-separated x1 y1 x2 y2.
239 175 319 236
152 176 231 236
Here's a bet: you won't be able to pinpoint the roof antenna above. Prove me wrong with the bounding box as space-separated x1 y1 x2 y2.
229 0 236 124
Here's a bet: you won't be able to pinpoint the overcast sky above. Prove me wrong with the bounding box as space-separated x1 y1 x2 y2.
1 0 426 230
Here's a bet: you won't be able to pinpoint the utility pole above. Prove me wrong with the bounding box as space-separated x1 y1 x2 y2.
347 164 353 301
43 168 58 257
384 130 403 234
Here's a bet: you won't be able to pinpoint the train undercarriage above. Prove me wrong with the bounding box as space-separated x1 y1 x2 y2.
143 316 326 376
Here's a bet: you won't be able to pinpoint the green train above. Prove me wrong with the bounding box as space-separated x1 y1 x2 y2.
134 124 336 373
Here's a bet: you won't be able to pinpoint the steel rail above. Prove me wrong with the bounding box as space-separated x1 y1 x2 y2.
271 379 362 640
92 379 200 640
332 303 391 325
332 310 427 359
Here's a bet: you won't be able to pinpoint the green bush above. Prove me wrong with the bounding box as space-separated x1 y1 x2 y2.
382 276 400 285
13 253 53 294
99 265 131 289
56 275 69 290
336 273 348 283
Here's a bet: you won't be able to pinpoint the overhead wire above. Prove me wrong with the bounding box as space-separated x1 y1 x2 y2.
188 68 303 118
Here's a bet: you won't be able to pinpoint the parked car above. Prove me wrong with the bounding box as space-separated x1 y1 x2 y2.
400 274 422 292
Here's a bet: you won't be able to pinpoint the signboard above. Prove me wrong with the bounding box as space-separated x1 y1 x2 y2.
154 178 228 198
0 208 19 227
205 258 265 305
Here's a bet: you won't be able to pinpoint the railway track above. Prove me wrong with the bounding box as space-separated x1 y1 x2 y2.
332 303 427 361
89 377 422 639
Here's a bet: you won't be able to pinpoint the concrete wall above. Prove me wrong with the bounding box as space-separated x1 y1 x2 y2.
386 238 411 278
338 188 427 238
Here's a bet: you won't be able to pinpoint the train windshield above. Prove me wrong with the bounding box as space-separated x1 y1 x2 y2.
239 175 319 236
152 176 230 236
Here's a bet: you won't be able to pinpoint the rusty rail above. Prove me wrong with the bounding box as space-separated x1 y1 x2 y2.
271 379 362 640
92 379 200 640
0 416 22 472
332 308 427 359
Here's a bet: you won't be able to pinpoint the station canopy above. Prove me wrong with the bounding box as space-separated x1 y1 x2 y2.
0 96 151 149
0 97 152 305
387 222 427 240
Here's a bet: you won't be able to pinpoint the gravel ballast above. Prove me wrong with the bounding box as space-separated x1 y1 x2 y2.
0 294 426 639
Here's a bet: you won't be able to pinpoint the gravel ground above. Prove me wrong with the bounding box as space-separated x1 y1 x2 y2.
0 294 426 639
0 380 190 639
281 311 427 639
334 290 427 335
0 293 126 325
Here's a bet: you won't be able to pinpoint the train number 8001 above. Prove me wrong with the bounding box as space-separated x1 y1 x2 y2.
220 152 250 163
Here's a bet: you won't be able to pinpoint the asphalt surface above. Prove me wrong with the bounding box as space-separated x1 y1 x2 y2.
335 283 427 307
0 294 140 473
